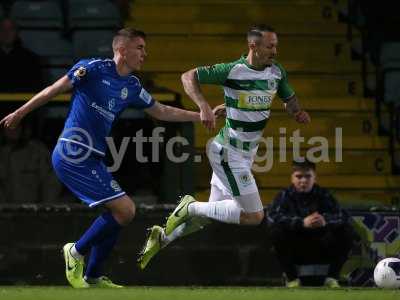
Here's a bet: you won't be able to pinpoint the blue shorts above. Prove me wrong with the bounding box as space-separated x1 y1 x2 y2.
52 142 126 207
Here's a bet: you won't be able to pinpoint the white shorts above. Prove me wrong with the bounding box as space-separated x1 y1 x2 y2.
207 141 263 212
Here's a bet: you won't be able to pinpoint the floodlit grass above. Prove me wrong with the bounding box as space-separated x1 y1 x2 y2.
0 286 399 300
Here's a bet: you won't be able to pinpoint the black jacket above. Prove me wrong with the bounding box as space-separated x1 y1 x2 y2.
267 184 350 231
0 39 43 92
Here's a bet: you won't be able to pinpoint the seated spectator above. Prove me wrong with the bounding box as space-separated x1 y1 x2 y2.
0 119 62 204
0 18 43 92
267 160 358 288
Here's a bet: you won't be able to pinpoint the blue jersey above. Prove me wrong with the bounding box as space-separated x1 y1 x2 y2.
59 58 155 156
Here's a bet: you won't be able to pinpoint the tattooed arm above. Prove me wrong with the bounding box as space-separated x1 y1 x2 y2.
285 95 311 124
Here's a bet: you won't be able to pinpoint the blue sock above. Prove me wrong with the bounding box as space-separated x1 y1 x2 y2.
75 212 121 255
85 230 120 279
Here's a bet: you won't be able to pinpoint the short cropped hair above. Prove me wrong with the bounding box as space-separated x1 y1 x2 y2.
112 28 146 50
247 24 275 42
292 159 316 172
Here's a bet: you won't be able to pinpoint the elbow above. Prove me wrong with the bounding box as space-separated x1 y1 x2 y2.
181 69 196 92
181 69 192 83
180 72 187 83
181 72 190 92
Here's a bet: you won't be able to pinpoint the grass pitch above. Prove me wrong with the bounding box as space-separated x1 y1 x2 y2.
0 286 399 300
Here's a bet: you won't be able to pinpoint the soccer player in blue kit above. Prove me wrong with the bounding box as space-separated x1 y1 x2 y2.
0 28 216 288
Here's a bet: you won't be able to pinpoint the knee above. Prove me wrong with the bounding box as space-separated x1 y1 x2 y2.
240 210 264 225
112 201 136 226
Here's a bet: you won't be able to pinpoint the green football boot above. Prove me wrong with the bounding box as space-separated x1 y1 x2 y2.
286 278 301 288
87 276 123 288
62 243 89 288
137 225 164 270
165 195 196 235
324 277 340 288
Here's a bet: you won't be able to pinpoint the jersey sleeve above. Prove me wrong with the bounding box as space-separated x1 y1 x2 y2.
196 63 233 85
276 63 295 102
67 59 95 88
130 86 155 109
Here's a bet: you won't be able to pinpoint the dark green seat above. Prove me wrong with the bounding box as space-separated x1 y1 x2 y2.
19 30 73 66
380 43 400 105
10 1 63 29
68 0 121 29
72 30 114 59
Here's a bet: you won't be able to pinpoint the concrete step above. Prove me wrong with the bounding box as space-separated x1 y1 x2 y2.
143 59 360 74
267 111 379 136
196 111 380 136
193 116 387 149
275 97 375 112
131 1 340 24
194 150 392 182
142 36 360 73
149 73 363 100
127 21 348 36
194 131 388 150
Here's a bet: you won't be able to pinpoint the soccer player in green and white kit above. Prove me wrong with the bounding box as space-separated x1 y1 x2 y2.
138 25 311 269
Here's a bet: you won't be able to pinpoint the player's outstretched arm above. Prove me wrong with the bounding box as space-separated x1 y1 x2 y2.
144 101 201 122
284 95 311 124
0 75 73 129
181 68 215 130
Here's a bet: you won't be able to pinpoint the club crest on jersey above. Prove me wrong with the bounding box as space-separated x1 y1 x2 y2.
267 79 277 90
110 180 122 192
108 98 115 110
239 172 252 187
74 66 86 78
121 87 128 100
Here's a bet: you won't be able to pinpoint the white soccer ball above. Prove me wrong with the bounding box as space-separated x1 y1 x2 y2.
374 257 400 288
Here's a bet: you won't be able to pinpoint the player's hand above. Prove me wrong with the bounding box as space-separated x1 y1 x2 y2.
306 212 326 228
312 213 326 227
200 103 216 130
303 212 321 228
294 110 311 124
213 103 226 119
0 111 23 129
303 214 317 228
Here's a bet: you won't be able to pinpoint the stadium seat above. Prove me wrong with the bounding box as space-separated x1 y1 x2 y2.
72 30 114 59
68 0 121 29
380 43 400 69
10 1 63 29
380 43 400 104
19 30 73 66
384 72 400 105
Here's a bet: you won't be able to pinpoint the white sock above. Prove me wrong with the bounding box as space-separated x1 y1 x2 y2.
84 276 101 283
162 217 211 247
70 244 84 260
161 223 187 246
188 200 242 224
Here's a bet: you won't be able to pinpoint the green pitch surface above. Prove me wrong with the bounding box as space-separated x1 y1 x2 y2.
0 286 399 300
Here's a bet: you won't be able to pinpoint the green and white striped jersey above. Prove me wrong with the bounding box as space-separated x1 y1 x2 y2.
197 56 294 153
